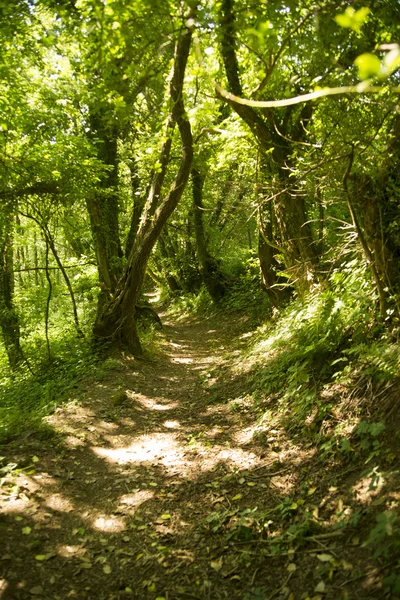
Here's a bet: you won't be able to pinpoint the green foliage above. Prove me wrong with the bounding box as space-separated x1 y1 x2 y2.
364 510 400 559
248 260 397 434
221 255 271 321
166 287 214 319
0 337 109 442
335 7 371 33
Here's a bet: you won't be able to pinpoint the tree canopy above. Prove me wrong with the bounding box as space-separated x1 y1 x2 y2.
0 0 399 366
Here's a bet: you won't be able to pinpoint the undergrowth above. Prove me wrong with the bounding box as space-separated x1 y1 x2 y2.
246 262 400 436
0 336 120 443
221 261 400 594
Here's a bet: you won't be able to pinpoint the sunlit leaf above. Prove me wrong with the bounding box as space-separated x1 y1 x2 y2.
354 53 381 80
335 7 370 32
315 581 326 593
211 557 223 571
316 553 334 562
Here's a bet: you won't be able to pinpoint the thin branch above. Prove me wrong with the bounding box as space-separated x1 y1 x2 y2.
216 82 400 109
251 10 315 96
44 241 52 361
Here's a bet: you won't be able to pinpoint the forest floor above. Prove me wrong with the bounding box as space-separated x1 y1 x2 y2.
1 310 399 600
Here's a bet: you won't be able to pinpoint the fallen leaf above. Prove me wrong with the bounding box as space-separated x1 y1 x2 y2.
308 487 317 496
22 526 31 535
160 514 171 520
341 560 353 570
316 554 333 562
287 563 297 572
103 564 112 574
232 494 242 501
29 586 44 595
371 497 385 506
35 553 55 562
213 496 226 504
314 581 326 593
211 557 223 572
247 482 256 487
32 456 39 463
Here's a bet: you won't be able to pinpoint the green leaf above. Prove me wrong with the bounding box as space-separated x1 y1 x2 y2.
35 553 55 562
383 46 400 77
316 553 334 562
335 7 370 32
354 53 381 80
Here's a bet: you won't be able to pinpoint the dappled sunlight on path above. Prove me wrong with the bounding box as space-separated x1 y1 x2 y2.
1 315 394 600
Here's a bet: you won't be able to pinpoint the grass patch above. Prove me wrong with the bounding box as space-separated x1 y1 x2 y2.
0 335 117 443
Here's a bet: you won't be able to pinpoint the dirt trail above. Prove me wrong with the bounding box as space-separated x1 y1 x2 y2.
0 315 390 600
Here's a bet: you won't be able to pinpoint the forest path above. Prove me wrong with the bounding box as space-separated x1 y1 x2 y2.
0 313 369 600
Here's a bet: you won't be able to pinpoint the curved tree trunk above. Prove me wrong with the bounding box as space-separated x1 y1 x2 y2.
93 11 196 355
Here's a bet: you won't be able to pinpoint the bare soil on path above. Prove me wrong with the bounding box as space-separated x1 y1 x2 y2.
0 314 398 600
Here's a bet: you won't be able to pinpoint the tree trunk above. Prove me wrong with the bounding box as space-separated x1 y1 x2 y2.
157 232 183 293
0 229 23 370
93 11 196 355
125 157 147 258
218 0 319 296
192 167 226 303
86 117 122 308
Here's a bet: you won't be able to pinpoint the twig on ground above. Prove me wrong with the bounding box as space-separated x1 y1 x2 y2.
307 531 344 541
250 567 260 586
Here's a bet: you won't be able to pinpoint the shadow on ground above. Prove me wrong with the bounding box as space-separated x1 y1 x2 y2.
1 314 399 599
